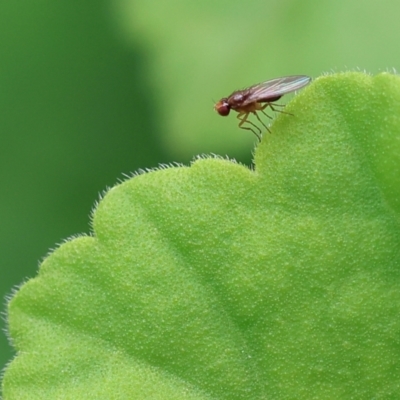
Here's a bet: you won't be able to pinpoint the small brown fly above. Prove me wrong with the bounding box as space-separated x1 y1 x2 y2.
214 75 311 140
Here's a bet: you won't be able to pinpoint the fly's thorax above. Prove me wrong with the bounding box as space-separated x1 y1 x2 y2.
227 91 249 110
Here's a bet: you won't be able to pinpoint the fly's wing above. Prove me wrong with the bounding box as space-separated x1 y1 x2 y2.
241 75 311 106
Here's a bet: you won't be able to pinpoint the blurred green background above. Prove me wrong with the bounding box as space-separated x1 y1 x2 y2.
1 0 400 375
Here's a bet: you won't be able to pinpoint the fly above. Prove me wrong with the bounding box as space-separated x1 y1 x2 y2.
214 75 311 140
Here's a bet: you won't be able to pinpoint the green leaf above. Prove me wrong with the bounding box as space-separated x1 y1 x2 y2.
3 72 400 399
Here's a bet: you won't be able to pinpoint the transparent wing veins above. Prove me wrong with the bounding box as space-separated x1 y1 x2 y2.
242 75 311 105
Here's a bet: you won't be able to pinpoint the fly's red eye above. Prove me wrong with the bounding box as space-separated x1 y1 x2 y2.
215 100 230 116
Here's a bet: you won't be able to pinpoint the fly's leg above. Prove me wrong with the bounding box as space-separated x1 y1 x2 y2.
252 109 271 134
269 102 293 116
260 102 292 118
237 112 262 141
259 103 273 120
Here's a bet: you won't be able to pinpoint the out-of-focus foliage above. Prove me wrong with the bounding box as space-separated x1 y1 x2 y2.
112 0 400 155
0 0 168 372
1 0 400 378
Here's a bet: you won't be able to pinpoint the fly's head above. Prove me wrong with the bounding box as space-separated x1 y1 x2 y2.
214 98 230 116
